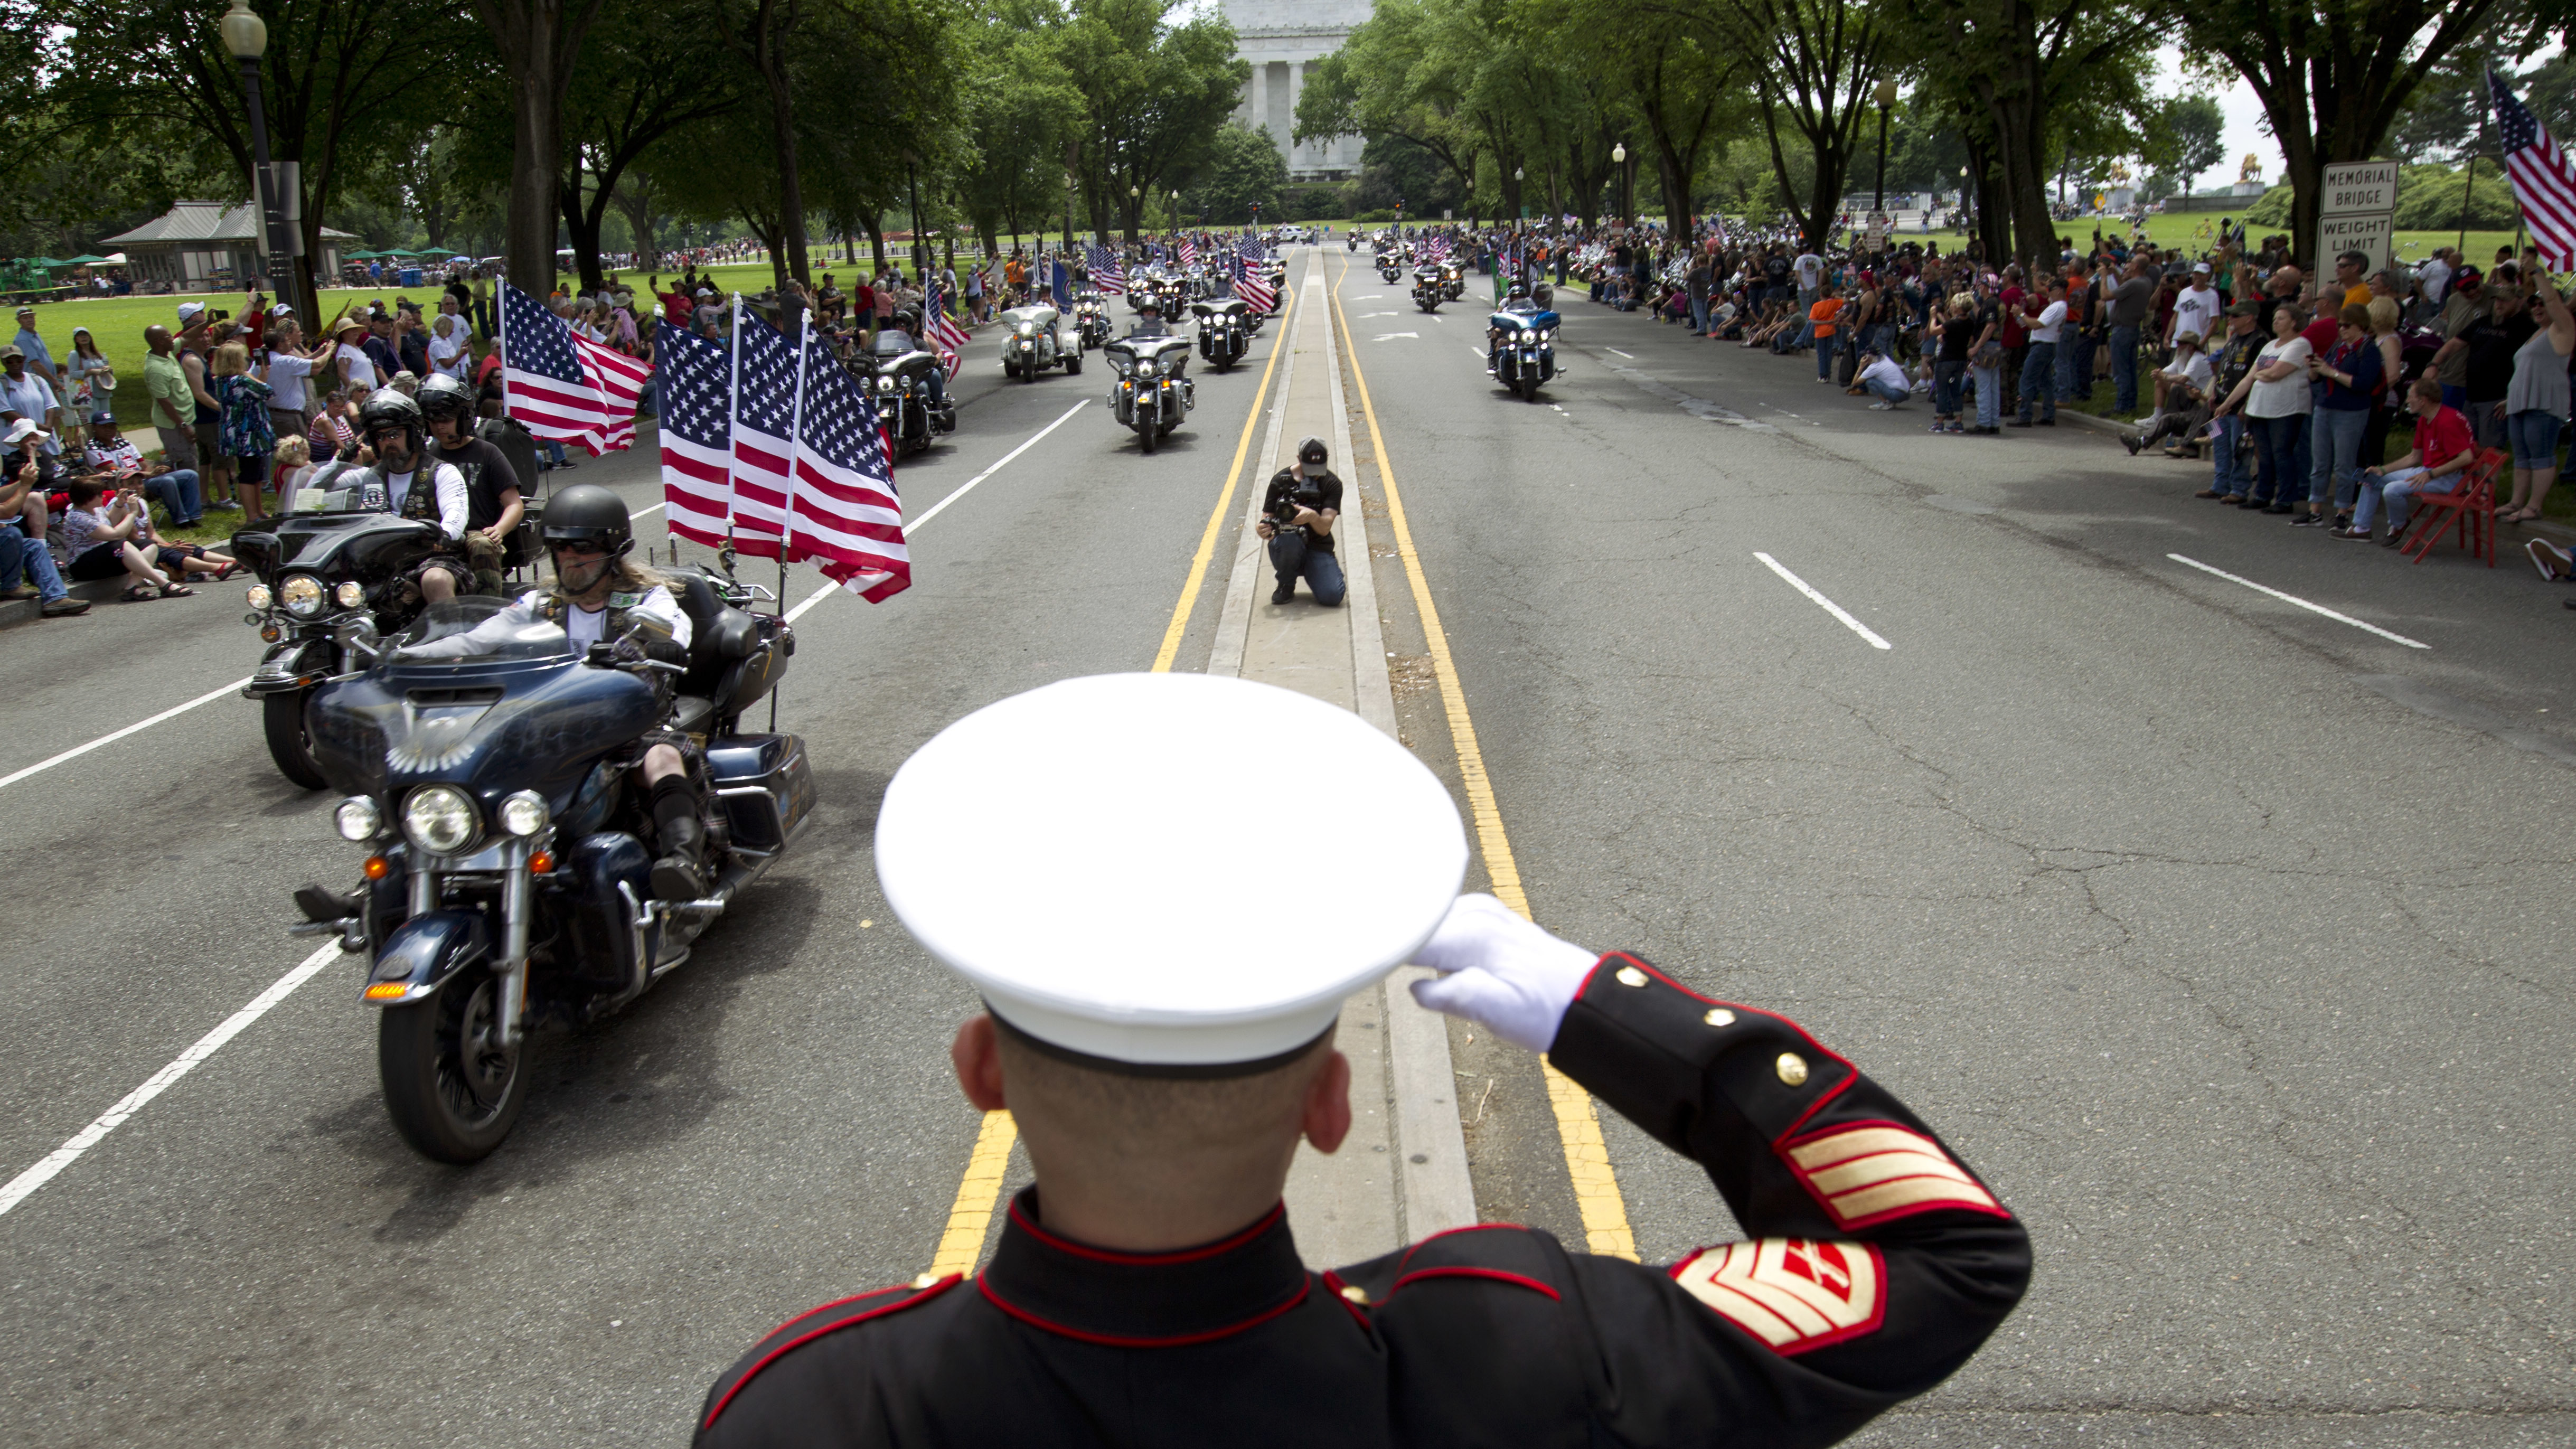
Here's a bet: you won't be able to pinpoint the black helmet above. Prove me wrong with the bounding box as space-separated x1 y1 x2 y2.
357 390 424 454
1296 436 1328 466
1137 292 1163 316
416 372 474 428
540 482 634 560
1507 279 1531 301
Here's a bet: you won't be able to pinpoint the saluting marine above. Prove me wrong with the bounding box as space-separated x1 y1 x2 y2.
694 673 2029 1447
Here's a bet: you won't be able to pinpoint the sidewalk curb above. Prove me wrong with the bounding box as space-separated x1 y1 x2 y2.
0 576 150 629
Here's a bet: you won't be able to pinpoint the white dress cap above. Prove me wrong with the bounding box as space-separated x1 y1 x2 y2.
876 673 1468 1068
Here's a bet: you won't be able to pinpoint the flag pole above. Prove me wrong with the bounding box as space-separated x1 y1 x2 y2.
778 310 814 617
727 290 748 590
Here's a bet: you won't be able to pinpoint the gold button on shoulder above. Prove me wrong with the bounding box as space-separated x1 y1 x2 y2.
1339 1284 1370 1305
1775 1052 1810 1087
1614 965 1649 988
1703 1008 1735 1028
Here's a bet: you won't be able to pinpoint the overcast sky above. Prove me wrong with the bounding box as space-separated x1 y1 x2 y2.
2156 45 2284 193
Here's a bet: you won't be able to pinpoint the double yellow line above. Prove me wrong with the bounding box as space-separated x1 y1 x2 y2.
922 251 1634 1278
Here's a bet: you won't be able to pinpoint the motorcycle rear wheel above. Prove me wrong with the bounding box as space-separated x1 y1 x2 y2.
379 963 530 1163
263 690 327 790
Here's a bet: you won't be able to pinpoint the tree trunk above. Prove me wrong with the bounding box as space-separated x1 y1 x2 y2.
473 0 605 302
563 176 607 292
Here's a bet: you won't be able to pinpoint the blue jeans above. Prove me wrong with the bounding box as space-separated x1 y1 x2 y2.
1971 363 2000 427
1934 359 1965 417
144 468 203 525
0 525 69 601
2204 413 2249 496
1267 530 1346 606
1688 296 1708 334
1863 378 1909 406
2071 329 2096 398
2055 334 2078 400
2311 407 2368 511
2250 414 2305 503
2509 408 2561 470
2354 465 2453 533
2108 325 2140 413
541 439 569 467
2018 341 2058 420
1817 335 1836 378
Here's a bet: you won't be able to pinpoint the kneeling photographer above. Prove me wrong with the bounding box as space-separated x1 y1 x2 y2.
1256 437 1345 607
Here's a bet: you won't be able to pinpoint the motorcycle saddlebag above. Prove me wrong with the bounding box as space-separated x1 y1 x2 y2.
705 734 816 854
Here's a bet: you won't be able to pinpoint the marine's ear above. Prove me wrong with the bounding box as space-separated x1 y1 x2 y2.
952 1015 1008 1113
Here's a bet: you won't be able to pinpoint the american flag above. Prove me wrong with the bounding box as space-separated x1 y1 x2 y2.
655 319 733 549
1234 257 1276 313
2493 68 2576 268
789 334 909 601
923 278 969 380
1087 245 1125 296
500 284 650 455
727 312 801 560
1178 238 1198 268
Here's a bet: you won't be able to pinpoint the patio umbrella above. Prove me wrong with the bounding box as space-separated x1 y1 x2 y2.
61 255 108 265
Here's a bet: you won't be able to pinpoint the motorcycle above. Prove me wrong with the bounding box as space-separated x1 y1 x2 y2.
1440 261 1465 301
1104 333 1196 455
1488 304 1561 401
230 474 453 789
1411 265 1446 314
863 327 957 457
1192 298 1251 370
294 573 806 1163
1000 304 1081 381
1377 254 1402 285
1074 292 1111 350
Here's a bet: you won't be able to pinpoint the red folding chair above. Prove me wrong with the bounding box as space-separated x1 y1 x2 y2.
2395 446 2503 567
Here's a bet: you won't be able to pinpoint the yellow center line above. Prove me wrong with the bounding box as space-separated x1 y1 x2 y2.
922 270 1302 1278
1325 252 1638 1261
1150 281 1296 672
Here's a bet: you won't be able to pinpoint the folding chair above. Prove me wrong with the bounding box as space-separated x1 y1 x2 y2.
2395 446 2503 567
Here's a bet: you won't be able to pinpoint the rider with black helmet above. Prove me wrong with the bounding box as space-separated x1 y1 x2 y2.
1487 279 1543 378
1129 291 1174 338
335 390 474 604
418 372 523 592
1255 436 1345 608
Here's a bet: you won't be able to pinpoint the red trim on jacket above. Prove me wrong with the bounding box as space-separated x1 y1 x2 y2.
1388 1265 1563 1301
1007 1196 1287 1266
976 1273 1314 1347
700 1276 962 1431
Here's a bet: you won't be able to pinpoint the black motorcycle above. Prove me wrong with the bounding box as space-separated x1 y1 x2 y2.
863 328 956 457
231 475 450 789
1074 292 1111 350
1412 265 1446 313
294 573 805 1163
1104 334 1195 454
1377 254 1402 284
1440 260 1465 300
1192 298 1251 370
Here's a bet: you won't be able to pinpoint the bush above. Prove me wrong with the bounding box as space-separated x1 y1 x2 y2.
1353 209 1397 223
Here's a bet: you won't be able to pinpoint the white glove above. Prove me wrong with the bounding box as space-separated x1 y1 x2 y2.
1406 893 1601 1052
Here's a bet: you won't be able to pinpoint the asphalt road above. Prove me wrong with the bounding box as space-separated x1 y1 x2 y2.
3 248 2572 1446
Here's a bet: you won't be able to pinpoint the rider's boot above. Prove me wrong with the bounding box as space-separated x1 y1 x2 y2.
648 774 711 902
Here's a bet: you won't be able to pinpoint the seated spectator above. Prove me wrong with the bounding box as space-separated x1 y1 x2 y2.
53 475 192 600
96 474 234 582
2143 331 2215 432
1856 349 1912 409
2341 375 2477 543
0 442 83 614
83 412 204 527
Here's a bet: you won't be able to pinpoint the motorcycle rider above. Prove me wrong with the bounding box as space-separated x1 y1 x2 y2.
884 310 951 415
417 373 522 594
1127 291 1175 340
334 391 474 605
1488 279 1544 377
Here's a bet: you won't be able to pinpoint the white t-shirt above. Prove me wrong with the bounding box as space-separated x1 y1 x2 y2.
428 330 469 379
265 349 315 412
2247 336 2315 418
2419 257 2452 308
336 342 377 389
1795 253 1822 291
1859 355 1910 392
2170 284 2221 346
381 463 472 538
561 586 691 652
2159 350 2214 392
2030 299 2069 345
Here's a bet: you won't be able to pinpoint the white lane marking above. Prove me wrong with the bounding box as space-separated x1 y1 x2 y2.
1374 332 1418 342
1754 552 1893 650
1427 314 1444 324
635 502 665 518
1465 345 1486 359
1359 311 1398 318
1606 347 1635 359
1356 294 1386 299
2167 553 2430 649
776 399 1090 627
0 942 342 1218
0 676 253 792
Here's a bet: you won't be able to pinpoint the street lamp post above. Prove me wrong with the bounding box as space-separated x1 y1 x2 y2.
220 0 301 317
1129 183 1140 243
1872 78 1898 215
1612 142 1630 229
1514 165 1525 223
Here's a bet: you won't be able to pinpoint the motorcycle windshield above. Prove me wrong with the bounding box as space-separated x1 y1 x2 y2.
872 331 917 356
388 597 571 664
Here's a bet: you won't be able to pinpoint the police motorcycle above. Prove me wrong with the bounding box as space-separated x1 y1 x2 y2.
233 393 472 791
1191 296 1253 370
1073 290 1112 350
1439 258 1466 301
1377 250 1403 285
1411 261 1447 314
1150 269 1191 317
1103 295 1196 455
1000 302 1082 380
1487 281 1562 401
289 486 808 1163
862 321 957 457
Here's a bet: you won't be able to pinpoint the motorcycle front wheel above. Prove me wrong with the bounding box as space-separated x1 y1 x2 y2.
379 963 530 1163
263 690 327 790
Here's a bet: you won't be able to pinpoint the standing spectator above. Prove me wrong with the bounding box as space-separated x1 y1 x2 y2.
2456 275 2534 456
1806 289 1844 380
331 316 378 390
1928 293 1976 434
175 303 232 511
83 413 203 527
211 342 275 526
2345 376 2477 542
2418 247 2453 313
1997 265 2028 404
2107 255 2156 419
362 312 403 382
143 324 200 476
427 313 472 380
10 306 55 393
471 267 494 338
396 309 431 379
1967 284 2005 435
2214 302 2314 513
2428 266 2486 411
61 327 110 451
1685 250 1712 336
262 318 324 448
0 344 61 463
2009 278 2067 427
2497 276 2575 524
2300 305 2384 528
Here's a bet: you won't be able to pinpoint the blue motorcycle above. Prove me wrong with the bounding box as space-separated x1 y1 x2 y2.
1488 304 1561 400
294 579 808 1162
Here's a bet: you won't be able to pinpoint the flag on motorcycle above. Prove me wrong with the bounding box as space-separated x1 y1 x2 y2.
1234 256 1276 314
1179 238 1198 268
923 277 969 380
1088 244 1126 295
788 333 910 602
654 319 736 550
499 283 650 455
725 310 802 560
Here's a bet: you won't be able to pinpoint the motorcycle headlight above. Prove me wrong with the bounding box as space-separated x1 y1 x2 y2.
279 574 324 618
876 375 895 394
497 789 550 839
334 796 382 842
401 784 480 857
1138 360 1158 377
245 583 273 610
333 580 365 610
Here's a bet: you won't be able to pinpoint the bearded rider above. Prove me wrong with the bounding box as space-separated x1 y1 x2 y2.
324 391 475 605
417 372 523 595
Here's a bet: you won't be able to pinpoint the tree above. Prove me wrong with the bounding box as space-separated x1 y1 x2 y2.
1698 0 1893 251
555 0 747 290
1058 0 1246 245
472 0 606 297
1297 0 1489 215
2154 94 2226 192
2178 0 2527 262
957 1 1082 251
1181 124 1290 223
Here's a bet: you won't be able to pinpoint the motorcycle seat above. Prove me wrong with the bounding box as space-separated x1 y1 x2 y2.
672 572 758 700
